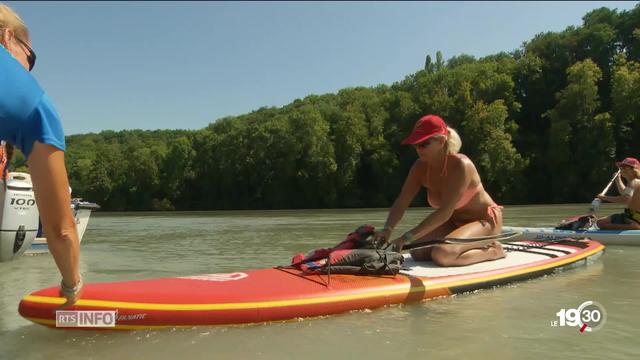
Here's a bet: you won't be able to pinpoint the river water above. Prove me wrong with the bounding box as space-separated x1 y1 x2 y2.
0 204 638 359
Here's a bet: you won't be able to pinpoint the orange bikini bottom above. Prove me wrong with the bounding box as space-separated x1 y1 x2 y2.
451 204 503 228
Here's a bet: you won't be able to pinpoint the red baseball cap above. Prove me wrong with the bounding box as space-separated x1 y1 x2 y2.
401 115 449 145
616 157 640 169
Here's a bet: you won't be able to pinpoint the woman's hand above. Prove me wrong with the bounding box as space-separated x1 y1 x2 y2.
373 228 392 248
388 236 406 252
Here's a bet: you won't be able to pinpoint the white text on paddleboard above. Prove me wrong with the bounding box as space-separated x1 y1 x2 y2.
118 313 147 321
179 272 248 282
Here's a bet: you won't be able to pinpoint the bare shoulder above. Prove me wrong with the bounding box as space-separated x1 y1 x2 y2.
448 153 475 175
409 159 424 171
408 159 427 177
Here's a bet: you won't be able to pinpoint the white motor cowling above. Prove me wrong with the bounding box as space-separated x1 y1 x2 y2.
0 172 39 262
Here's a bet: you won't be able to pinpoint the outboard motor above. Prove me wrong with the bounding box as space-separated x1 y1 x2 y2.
0 172 39 262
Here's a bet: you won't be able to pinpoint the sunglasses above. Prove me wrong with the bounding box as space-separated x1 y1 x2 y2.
413 138 436 149
15 36 36 71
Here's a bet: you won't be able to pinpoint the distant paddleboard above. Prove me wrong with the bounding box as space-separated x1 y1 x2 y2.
503 226 640 246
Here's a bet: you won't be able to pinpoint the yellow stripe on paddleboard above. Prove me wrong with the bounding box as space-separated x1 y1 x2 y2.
22 244 604 312
22 283 419 311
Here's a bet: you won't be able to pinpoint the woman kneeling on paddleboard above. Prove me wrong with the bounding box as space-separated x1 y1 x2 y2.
374 115 505 266
596 157 640 230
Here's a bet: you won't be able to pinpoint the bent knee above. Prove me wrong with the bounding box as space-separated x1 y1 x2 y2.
410 247 432 261
431 246 456 267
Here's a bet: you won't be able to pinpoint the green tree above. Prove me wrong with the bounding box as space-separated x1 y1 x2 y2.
424 54 433 73
435 51 445 72
461 100 527 202
545 59 615 202
160 136 195 208
612 56 640 157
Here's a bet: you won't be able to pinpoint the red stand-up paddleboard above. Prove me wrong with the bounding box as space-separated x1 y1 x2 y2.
18 239 604 330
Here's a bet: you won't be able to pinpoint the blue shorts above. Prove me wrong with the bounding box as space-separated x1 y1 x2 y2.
0 47 65 157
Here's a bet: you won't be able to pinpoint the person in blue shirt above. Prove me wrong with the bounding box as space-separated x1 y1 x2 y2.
1 3 82 305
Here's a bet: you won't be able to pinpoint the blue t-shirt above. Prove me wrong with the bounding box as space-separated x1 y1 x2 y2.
0 46 65 157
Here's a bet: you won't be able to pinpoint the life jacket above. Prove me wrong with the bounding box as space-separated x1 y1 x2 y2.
291 224 377 265
290 225 404 275
555 215 597 231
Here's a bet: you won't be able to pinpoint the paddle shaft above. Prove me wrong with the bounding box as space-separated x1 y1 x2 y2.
598 170 620 197
399 231 521 251
588 170 621 214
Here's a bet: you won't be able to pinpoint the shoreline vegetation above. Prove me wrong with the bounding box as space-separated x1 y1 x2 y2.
12 5 640 211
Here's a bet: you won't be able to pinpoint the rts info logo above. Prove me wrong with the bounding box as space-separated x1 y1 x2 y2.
56 310 117 328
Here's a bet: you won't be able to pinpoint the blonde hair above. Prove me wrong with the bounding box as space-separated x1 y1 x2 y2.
620 164 640 179
432 127 462 154
0 3 29 40
446 127 462 154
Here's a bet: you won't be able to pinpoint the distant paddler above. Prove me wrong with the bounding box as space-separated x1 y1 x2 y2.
596 157 640 230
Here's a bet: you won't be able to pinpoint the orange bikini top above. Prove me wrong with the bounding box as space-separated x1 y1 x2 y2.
424 154 483 210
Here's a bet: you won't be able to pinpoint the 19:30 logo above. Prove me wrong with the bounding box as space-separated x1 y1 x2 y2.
552 301 607 333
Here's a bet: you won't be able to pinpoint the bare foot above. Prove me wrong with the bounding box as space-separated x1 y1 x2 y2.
489 241 506 260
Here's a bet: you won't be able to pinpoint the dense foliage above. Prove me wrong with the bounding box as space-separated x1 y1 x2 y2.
12 5 640 210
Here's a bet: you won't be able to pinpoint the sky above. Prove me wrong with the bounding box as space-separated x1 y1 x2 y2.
6 1 639 135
